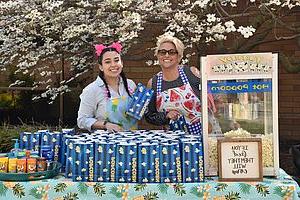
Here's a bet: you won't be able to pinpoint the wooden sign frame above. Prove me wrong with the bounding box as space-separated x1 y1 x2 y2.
218 138 263 182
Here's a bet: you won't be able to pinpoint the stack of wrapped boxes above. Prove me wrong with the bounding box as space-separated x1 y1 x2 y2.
19 129 75 163
18 129 204 183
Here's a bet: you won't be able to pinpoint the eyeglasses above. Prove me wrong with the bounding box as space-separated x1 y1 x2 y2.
157 49 178 56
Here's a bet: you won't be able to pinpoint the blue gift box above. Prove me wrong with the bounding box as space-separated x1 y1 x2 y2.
126 83 154 120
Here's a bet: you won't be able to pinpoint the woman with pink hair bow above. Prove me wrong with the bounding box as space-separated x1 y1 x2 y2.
77 42 137 132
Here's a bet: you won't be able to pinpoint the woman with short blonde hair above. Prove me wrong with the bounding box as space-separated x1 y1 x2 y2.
145 34 221 135
154 35 185 60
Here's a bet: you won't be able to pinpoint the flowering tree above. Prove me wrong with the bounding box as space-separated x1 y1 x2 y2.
0 0 299 102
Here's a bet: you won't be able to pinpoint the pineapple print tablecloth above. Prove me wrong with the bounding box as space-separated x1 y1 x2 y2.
0 169 298 200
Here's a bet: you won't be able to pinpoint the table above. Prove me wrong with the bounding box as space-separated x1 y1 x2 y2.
0 169 298 200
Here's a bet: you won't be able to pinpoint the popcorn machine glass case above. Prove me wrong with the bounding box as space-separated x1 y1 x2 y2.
201 53 279 176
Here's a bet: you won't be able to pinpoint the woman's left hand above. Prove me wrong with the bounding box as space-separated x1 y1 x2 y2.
166 110 180 121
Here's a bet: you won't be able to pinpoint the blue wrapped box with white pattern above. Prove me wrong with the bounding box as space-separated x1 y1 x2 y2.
126 83 154 120
137 142 160 183
94 140 117 182
115 141 138 183
160 141 182 183
72 142 94 182
180 137 204 182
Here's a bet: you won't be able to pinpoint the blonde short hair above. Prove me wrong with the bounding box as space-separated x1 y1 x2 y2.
154 35 184 60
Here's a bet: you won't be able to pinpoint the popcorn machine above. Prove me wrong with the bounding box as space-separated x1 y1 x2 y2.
201 53 279 176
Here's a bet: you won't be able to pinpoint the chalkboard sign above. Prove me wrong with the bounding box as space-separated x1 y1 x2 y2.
218 138 263 182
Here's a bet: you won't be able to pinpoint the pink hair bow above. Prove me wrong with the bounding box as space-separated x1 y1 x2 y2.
94 42 122 57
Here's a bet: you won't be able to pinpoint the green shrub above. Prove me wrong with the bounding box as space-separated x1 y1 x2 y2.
0 92 17 108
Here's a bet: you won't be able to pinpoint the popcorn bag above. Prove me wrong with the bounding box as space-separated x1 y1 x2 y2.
72 142 94 182
137 142 160 183
94 141 117 182
65 138 83 178
58 130 205 183
62 128 75 135
115 141 138 183
126 83 154 120
20 132 34 150
180 137 204 182
160 141 182 183
169 115 189 133
50 131 63 162
60 135 79 168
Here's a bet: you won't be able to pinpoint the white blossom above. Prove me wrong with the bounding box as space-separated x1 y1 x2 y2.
265 0 282 6
193 0 210 8
237 26 256 38
225 20 236 32
146 60 153 66
206 14 217 23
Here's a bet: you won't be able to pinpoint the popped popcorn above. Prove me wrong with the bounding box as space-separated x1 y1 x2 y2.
261 134 274 167
224 128 251 138
208 137 218 170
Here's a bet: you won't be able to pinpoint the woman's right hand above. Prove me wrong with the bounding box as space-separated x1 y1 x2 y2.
166 110 180 121
105 122 123 132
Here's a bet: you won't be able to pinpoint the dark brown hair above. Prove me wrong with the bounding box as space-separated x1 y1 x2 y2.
97 47 131 98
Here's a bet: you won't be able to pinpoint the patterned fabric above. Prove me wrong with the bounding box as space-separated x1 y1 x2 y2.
156 67 202 135
104 95 138 130
186 122 202 135
0 169 298 200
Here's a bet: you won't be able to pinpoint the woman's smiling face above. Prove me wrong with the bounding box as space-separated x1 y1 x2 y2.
100 51 123 78
157 42 180 69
